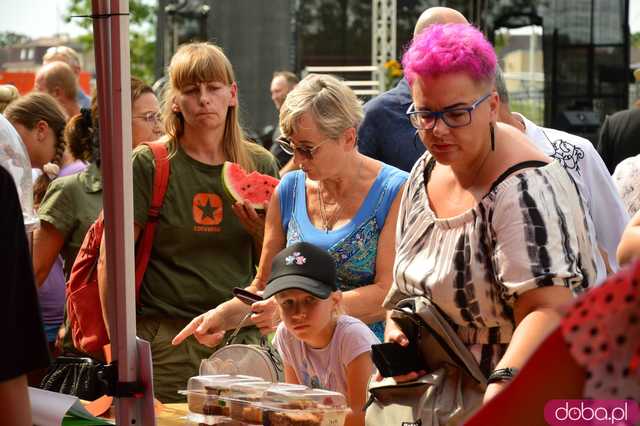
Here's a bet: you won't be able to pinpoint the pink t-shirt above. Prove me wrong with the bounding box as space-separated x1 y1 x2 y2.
273 315 380 397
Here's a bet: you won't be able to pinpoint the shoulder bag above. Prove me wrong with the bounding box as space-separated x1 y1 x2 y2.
365 296 487 426
65 141 170 355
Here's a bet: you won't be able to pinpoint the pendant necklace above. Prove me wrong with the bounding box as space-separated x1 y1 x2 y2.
317 157 363 233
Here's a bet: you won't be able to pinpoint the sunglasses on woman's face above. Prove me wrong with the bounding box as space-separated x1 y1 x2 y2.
277 136 332 160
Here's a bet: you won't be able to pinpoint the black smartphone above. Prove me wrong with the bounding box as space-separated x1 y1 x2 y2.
232 287 263 305
371 341 426 377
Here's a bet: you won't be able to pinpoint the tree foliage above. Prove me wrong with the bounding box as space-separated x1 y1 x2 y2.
65 0 156 84
0 31 30 47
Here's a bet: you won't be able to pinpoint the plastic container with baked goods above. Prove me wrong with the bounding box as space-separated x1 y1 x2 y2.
225 382 308 424
257 387 349 426
180 374 266 425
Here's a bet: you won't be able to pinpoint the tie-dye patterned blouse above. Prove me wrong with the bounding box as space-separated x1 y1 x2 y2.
384 154 599 376
279 165 408 340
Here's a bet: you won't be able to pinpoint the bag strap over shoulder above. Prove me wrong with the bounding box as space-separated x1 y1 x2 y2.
134 141 170 301
144 141 171 220
487 160 548 194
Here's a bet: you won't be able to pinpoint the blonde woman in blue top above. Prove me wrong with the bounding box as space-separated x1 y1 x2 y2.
174 74 407 345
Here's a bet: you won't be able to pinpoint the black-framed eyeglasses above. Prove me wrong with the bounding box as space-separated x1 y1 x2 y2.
406 93 491 130
133 111 162 124
277 136 332 160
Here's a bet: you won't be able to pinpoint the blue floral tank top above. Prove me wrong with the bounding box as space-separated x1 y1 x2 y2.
278 165 408 340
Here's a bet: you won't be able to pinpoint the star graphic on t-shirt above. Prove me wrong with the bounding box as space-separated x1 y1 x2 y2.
196 197 217 222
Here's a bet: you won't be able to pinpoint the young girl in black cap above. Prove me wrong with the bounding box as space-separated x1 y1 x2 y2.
265 242 379 426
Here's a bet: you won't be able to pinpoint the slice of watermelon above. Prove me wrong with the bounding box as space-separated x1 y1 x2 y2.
222 161 280 210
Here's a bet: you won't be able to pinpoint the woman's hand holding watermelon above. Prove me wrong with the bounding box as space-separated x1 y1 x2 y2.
223 161 278 248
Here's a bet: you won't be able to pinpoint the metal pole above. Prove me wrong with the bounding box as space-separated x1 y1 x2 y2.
550 28 559 127
624 0 631 108
587 0 595 106
371 0 379 87
289 0 300 72
91 0 147 424
198 5 210 41
371 0 397 91
155 0 169 80
529 26 536 98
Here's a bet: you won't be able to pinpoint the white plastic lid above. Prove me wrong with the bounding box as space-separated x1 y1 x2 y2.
186 374 264 394
0 114 38 232
227 381 307 400
261 387 348 410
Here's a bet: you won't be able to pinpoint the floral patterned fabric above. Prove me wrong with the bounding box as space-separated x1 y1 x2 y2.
278 166 407 340
287 214 381 291
613 154 640 218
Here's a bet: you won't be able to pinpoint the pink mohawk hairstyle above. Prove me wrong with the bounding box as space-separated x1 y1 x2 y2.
401 23 497 86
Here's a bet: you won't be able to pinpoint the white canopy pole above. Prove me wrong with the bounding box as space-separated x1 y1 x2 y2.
91 0 154 423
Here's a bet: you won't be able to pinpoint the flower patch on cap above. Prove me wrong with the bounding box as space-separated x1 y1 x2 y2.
285 252 306 266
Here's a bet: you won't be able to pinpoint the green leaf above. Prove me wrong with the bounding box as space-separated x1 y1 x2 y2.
0 31 30 47
64 0 157 83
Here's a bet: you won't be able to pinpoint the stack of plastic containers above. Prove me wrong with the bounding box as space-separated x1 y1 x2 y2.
257 386 349 425
181 374 349 425
181 375 261 424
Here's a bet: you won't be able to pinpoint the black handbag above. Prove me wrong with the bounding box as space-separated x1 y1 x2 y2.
365 296 487 426
39 356 108 401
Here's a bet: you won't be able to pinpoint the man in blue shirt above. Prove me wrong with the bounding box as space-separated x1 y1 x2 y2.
43 45 91 109
34 61 81 119
358 77 420 172
358 7 468 172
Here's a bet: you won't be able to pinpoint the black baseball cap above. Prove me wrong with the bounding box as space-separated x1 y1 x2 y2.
262 242 337 300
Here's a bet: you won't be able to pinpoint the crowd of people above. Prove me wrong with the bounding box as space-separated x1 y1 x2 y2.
1 5 639 426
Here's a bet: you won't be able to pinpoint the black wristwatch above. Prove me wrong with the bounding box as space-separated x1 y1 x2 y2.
487 367 519 384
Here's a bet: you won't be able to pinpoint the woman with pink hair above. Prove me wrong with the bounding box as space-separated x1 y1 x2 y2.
380 23 600 403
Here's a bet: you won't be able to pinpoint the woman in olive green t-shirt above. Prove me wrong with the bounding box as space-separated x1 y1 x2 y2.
33 78 163 287
33 79 162 361
97 42 278 402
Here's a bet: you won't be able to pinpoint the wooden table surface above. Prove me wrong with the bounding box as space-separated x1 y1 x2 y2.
156 403 190 425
